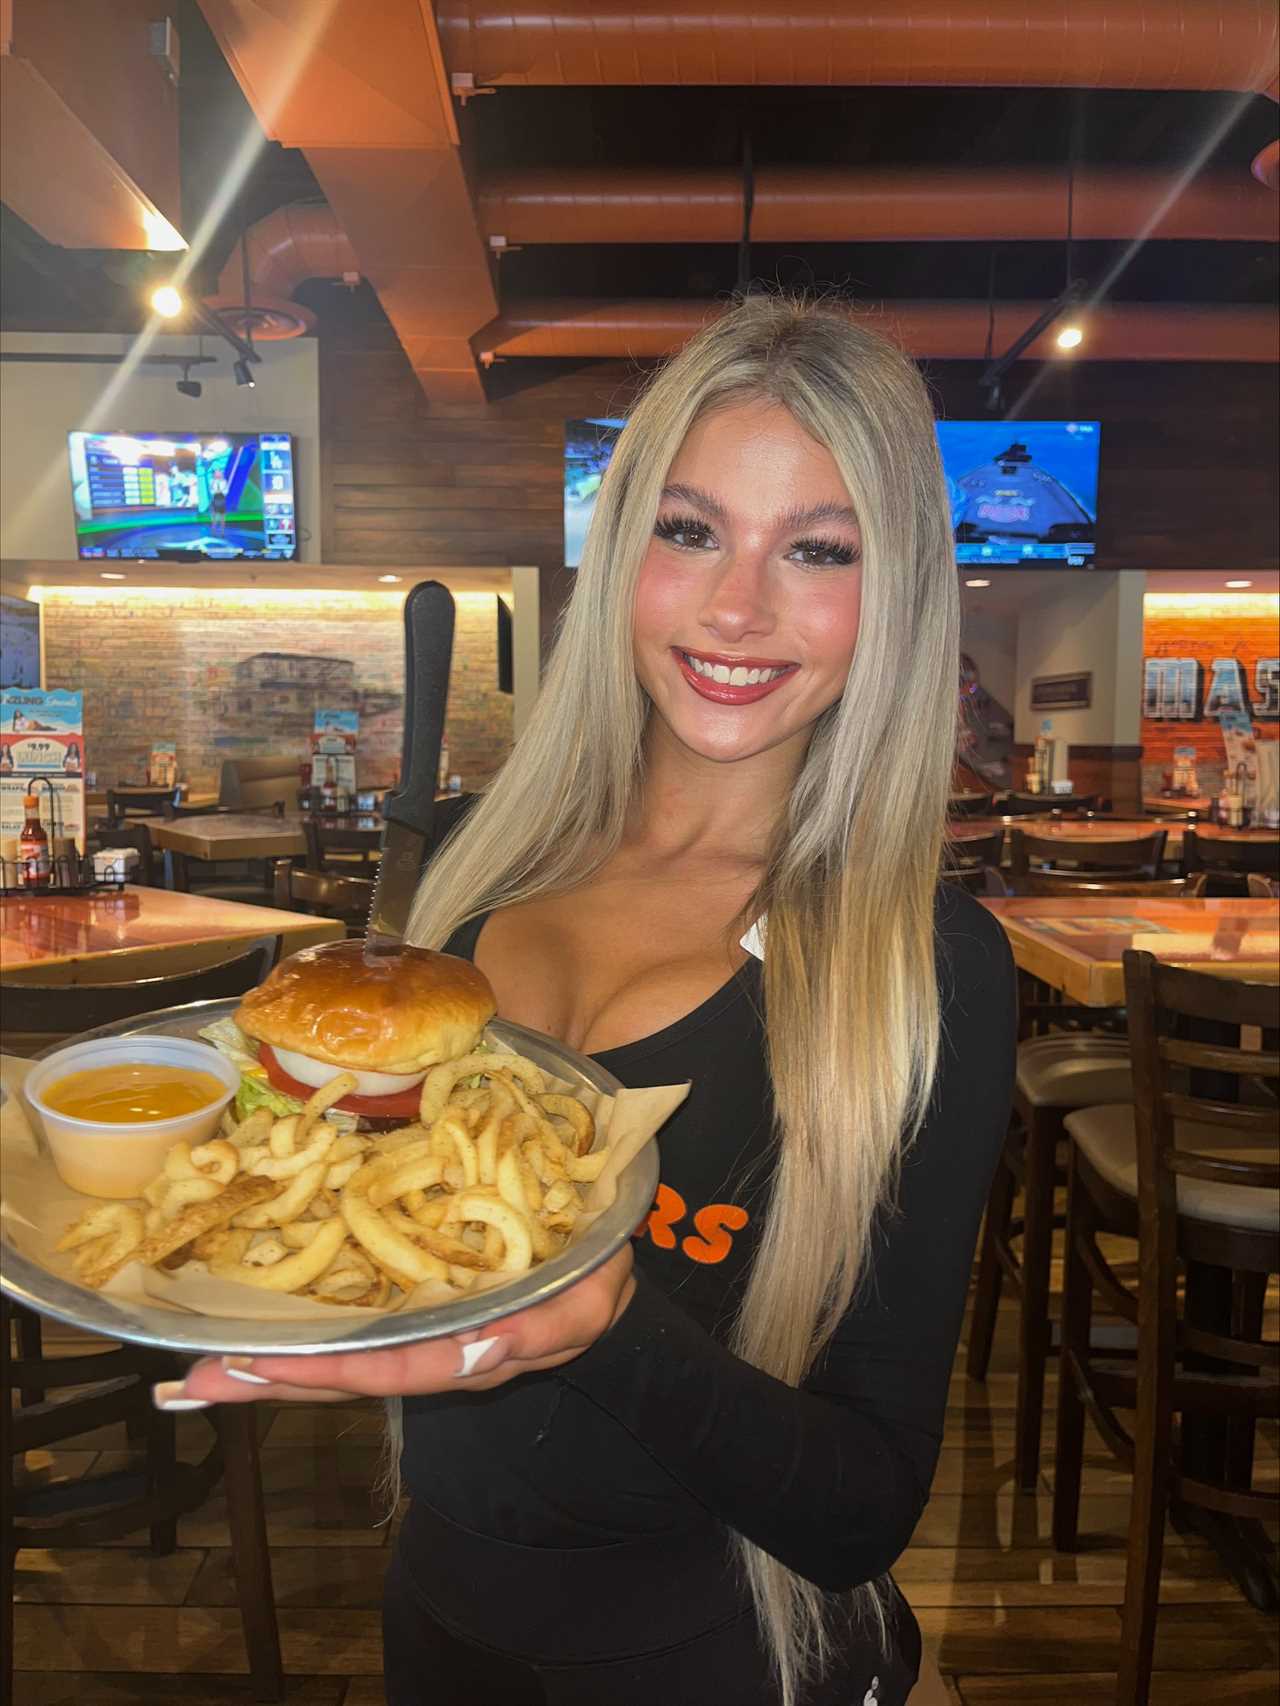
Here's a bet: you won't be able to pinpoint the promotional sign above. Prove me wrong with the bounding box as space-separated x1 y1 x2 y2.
148 740 178 788
0 688 86 853
1219 710 1258 801
310 709 357 803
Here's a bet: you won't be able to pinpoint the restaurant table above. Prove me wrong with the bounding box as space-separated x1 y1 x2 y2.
144 811 312 863
979 896 1278 1006
980 892 1279 1602
86 787 219 813
952 815 1280 860
0 887 342 977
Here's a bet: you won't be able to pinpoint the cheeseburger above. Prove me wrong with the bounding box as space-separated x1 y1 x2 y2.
207 940 495 1127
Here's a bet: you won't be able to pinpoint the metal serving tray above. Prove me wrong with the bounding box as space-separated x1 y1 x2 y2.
0 999 653 1359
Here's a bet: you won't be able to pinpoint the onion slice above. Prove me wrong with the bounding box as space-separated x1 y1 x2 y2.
270 1045 427 1100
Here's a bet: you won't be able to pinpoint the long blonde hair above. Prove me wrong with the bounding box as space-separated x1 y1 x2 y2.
405 295 958 1704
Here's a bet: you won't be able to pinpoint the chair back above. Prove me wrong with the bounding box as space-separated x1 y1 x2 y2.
106 786 180 820
0 938 277 1041
991 871 1206 899
948 793 995 818
273 862 374 933
161 801 233 820
1246 872 1280 900
1182 828 1280 892
302 816 382 874
1004 793 1099 817
1122 950 1279 1309
1010 826 1167 880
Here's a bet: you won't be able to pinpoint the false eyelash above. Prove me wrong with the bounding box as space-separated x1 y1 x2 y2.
791 536 860 567
654 513 715 544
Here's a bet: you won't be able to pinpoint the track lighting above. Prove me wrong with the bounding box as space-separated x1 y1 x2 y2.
233 357 256 389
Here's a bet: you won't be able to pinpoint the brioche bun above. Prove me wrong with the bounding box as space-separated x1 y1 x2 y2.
235 941 496 1074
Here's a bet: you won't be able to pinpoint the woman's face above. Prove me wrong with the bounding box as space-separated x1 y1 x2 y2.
633 400 864 768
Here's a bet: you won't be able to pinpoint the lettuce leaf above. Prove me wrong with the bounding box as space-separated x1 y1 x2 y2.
234 1073 305 1123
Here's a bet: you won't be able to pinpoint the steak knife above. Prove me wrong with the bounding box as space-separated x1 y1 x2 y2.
365 580 456 957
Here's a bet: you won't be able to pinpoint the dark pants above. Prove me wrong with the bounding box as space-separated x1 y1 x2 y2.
383 1526 918 1706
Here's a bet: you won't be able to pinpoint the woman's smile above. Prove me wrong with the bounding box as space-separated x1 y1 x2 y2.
673 646 799 703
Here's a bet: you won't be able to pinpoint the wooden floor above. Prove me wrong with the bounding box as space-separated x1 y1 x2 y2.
12 1247 1279 1706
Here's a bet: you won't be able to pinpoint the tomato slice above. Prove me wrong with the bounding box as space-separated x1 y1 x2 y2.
258 1044 425 1119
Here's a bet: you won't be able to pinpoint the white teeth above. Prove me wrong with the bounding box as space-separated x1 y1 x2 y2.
682 652 789 686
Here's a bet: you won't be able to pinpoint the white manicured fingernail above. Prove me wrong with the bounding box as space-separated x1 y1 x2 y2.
221 1358 271 1385
454 1335 504 1378
152 1381 210 1411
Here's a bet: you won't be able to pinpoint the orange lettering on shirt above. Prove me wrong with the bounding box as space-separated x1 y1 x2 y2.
645 1182 688 1250
681 1203 750 1265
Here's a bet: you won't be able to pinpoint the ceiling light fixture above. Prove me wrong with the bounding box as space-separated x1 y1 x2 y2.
175 362 202 400
377 574 403 584
100 571 127 581
1225 579 1253 588
1055 325 1084 350
233 357 255 389
965 578 991 588
979 278 1088 411
150 284 184 319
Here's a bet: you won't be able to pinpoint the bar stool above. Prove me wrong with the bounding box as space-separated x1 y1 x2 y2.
1053 950 1279 1705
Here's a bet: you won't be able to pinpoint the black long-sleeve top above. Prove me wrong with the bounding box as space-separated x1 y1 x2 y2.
399 857 1015 1694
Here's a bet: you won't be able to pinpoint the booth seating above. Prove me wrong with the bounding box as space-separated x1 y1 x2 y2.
218 757 296 812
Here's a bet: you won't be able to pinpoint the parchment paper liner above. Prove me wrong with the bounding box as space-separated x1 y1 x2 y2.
1 1039 687 1328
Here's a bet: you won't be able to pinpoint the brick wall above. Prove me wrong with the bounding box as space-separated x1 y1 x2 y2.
1141 592 1280 796
38 586 511 794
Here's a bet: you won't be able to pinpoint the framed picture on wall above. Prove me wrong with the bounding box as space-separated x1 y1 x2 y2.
1031 672 1092 711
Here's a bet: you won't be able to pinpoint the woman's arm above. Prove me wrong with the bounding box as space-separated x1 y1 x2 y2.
560 897 1016 1591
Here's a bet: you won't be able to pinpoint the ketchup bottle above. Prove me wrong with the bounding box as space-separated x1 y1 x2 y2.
18 793 51 887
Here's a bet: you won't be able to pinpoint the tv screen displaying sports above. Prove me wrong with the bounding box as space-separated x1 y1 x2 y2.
937 420 1100 566
564 416 1101 569
68 429 296 561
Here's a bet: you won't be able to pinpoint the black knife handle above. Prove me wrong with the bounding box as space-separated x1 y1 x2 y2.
384 581 455 835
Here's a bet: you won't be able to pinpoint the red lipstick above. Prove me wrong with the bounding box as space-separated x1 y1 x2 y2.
671 646 798 706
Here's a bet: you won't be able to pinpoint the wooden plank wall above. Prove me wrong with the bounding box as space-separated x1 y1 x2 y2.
317 290 1279 602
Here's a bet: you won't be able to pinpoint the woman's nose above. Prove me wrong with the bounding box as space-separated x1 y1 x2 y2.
696 550 776 642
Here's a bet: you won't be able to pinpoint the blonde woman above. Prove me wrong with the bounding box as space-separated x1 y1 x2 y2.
166 296 1016 1706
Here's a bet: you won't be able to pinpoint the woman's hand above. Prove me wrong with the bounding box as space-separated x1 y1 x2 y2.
153 1243 636 1410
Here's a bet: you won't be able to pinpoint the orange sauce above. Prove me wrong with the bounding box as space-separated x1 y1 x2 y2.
42 1063 225 1124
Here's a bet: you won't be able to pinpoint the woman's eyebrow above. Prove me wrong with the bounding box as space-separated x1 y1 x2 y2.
658 485 859 534
775 500 860 532
660 481 727 521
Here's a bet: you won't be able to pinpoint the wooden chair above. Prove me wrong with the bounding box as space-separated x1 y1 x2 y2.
106 786 181 820
1053 951 1279 1704
1182 828 1280 896
948 792 996 818
160 800 235 820
1003 792 1100 816
944 828 1005 894
1010 826 1168 882
302 815 382 876
985 871 1207 900
0 939 277 1055
3 1295 283 1704
273 861 374 937
1246 873 1280 900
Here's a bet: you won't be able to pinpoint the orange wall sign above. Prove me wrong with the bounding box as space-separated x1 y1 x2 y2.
1141 596 1279 771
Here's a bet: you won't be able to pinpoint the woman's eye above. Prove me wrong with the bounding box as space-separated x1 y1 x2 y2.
788 537 860 569
654 514 717 551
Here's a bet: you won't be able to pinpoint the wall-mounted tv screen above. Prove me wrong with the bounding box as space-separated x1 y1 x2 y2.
68 430 296 561
937 420 1100 566
564 416 1100 569
0 593 41 689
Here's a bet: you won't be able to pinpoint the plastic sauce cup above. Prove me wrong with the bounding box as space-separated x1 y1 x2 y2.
24 1037 240 1199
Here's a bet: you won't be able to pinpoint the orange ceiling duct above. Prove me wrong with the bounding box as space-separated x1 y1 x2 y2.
1254 140 1280 186
439 1 1278 93
204 204 360 340
475 299 1279 364
197 0 495 403
479 165 1279 246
